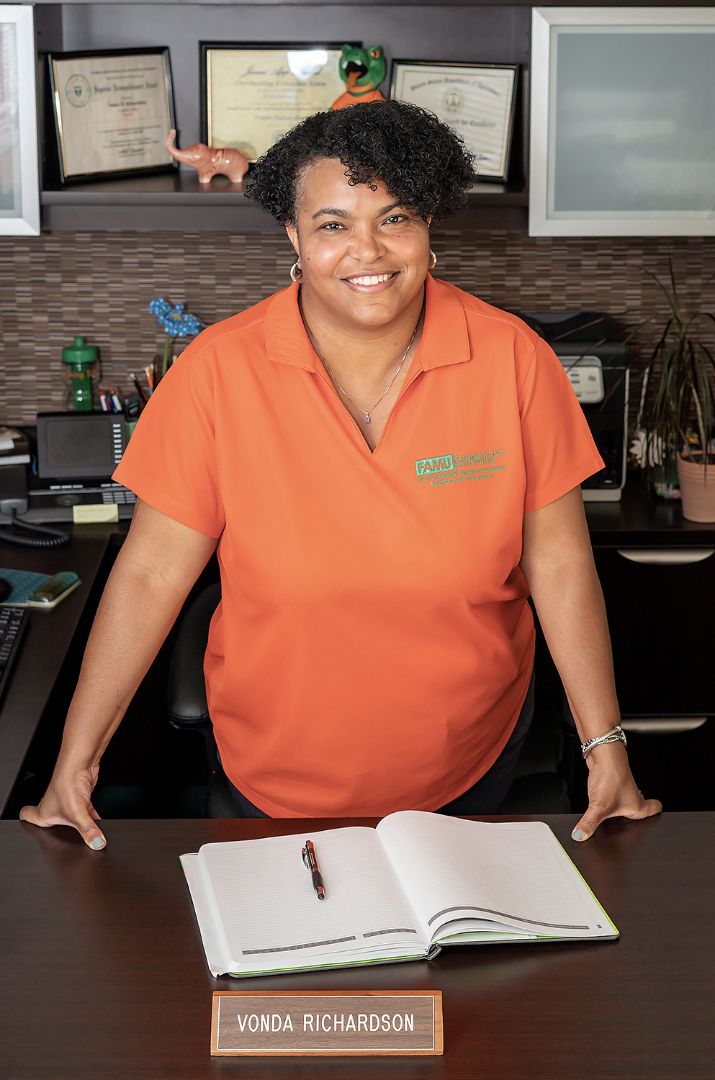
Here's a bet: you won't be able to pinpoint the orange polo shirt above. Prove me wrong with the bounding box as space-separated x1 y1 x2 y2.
113 275 605 817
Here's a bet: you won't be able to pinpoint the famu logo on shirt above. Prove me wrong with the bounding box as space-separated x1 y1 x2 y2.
415 453 456 476
415 449 507 487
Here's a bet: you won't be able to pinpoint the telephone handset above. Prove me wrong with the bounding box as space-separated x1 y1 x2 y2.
0 465 70 548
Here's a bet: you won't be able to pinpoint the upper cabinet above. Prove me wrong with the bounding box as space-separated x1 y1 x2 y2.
14 1 715 234
0 6 40 236
529 6 715 236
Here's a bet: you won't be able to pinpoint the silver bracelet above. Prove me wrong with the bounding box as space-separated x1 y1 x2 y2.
580 724 627 757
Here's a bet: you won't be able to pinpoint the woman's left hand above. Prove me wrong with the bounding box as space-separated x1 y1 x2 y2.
571 742 662 841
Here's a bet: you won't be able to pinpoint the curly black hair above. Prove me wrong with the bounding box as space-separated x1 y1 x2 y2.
244 99 476 225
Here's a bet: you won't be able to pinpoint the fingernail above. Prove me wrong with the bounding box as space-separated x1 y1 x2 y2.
91 836 106 850
571 829 585 842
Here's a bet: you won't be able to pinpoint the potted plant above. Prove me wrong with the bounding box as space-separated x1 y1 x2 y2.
629 260 715 521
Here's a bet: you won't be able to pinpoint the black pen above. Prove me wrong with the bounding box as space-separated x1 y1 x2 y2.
302 839 326 900
130 372 148 405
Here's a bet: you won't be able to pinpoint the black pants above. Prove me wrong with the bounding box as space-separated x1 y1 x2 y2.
226 666 536 818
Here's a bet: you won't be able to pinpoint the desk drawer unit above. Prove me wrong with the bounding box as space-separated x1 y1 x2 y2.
593 546 715 721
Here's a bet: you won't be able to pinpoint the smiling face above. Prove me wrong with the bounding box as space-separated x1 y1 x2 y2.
285 157 432 334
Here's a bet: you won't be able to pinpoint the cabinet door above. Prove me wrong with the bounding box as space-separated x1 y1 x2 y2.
0 6 40 236
594 547 715 718
530 8 715 236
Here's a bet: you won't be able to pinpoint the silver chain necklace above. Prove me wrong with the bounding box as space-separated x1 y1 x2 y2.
312 320 420 425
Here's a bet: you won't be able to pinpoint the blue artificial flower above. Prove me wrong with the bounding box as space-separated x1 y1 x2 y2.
148 297 204 339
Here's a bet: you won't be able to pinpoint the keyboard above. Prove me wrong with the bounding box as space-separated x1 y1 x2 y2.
0 606 29 704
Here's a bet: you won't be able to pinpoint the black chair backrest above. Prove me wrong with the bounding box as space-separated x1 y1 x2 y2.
167 583 220 730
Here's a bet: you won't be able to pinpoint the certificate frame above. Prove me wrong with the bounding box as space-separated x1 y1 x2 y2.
389 60 519 183
47 47 178 185
200 43 356 164
0 6 40 236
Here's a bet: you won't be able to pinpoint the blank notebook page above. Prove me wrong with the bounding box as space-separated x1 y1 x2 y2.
198 826 426 968
377 813 611 940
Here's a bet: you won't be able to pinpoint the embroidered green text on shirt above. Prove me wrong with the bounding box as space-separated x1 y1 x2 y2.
415 449 507 486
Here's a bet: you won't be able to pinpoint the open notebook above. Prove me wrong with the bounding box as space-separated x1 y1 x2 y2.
180 811 618 978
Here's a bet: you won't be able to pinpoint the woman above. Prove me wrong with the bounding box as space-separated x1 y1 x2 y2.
21 101 660 847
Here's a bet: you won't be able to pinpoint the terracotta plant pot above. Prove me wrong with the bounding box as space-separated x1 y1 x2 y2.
676 453 715 522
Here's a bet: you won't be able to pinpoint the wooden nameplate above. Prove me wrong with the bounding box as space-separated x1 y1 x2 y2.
211 989 443 1056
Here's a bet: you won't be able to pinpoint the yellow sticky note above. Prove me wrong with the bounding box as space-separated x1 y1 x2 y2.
72 504 119 524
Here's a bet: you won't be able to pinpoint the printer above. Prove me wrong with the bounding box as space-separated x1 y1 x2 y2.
519 311 629 501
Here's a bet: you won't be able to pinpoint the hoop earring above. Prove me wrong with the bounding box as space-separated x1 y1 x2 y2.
428 250 437 271
290 261 303 283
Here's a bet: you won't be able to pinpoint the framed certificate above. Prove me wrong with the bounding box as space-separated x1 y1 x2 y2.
0 6 40 235
200 43 352 162
47 47 177 184
390 60 519 183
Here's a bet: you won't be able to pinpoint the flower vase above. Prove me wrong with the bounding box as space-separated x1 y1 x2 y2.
161 334 173 378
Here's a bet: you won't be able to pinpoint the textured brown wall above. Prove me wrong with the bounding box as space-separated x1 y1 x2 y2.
1 229 714 429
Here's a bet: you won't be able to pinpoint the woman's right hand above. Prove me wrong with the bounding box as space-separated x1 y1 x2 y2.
19 762 107 850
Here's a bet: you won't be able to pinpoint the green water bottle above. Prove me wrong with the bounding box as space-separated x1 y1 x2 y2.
62 335 98 411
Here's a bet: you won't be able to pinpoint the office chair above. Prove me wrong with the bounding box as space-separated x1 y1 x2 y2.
167 585 575 817
166 582 236 817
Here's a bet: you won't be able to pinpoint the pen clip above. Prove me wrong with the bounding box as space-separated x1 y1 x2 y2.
301 844 311 870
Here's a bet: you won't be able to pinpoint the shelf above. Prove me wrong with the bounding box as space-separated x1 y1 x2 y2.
40 173 528 232
32 0 715 6
586 473 715 548
34 0 533 232
41 172 277 231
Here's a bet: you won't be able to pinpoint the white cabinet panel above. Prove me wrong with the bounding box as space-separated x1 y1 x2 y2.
0 6 40 236
530 7 715 236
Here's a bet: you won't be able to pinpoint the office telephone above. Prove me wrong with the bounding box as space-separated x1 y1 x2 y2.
0 412 134 545
0 464 70 548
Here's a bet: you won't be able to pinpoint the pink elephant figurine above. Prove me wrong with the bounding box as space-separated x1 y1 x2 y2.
165 128 249 184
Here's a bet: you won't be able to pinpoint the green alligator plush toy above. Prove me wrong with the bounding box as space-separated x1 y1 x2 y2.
332 44 387 109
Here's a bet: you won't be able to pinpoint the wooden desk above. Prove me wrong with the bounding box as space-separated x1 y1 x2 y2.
0 525 125 815
1 812 712 1080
